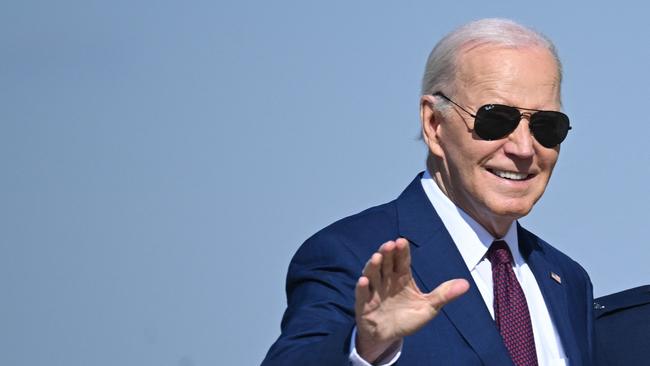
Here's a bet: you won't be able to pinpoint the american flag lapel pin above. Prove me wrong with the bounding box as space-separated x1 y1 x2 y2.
550 272 562 284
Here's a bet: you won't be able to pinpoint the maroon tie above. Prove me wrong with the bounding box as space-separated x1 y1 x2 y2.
487 240 538 366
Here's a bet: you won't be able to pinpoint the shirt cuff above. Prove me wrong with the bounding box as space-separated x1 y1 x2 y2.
348 326 403 366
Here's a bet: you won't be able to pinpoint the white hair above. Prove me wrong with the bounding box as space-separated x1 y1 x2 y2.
421 18 562 97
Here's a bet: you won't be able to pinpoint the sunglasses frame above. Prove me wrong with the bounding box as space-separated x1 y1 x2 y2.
432 92 571 148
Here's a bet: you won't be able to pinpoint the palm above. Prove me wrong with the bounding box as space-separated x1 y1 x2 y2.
354 238 469 362
358 265 434 338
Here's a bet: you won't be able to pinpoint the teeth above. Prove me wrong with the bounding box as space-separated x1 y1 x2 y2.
491 169 528 180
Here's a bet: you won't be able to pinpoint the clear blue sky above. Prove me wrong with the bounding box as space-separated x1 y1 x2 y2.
2 1 649 365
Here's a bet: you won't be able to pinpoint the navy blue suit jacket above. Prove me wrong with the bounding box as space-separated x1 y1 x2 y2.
263 174 594 365
594 285 650 366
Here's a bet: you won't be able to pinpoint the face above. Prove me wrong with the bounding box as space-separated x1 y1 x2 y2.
421 46 562 237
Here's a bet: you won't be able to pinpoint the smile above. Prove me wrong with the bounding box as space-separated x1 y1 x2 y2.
488 169 532 181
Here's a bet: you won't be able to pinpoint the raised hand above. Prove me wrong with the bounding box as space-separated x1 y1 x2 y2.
354 238 469 363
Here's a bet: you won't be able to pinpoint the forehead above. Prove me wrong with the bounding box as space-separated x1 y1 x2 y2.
453 45 561 108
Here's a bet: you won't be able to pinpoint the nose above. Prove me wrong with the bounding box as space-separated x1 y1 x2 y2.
503 117 534 158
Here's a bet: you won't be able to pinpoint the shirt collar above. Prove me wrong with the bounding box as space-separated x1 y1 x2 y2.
420 170 522 271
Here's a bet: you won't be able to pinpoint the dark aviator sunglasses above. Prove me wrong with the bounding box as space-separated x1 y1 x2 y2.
433 92 571 148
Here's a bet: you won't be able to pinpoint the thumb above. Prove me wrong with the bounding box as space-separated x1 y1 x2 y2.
425 278 470 311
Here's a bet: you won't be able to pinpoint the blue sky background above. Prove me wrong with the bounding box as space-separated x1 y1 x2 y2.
3 1 649 365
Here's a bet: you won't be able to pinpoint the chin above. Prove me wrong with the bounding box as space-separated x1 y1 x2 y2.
485 196 537 220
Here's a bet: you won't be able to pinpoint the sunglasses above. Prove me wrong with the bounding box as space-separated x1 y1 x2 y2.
433 92 571 148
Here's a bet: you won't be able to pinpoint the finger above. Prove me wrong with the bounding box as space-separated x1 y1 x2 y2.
393 238 411 274
379 241 396 280
355 276 371 306
425 278 470 312
362 252 383 292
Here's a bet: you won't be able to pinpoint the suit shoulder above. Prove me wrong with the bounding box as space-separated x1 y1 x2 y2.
292 200 400 264
594 285 650 317
519 226 591 281
319 200 399 237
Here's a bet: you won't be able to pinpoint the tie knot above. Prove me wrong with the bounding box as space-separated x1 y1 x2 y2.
487 240 513 266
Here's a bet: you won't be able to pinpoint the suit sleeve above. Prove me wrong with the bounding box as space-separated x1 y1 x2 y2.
261 231 364 366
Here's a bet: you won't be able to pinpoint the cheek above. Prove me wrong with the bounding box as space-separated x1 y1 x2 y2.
539 150 559 173
444 150 479 184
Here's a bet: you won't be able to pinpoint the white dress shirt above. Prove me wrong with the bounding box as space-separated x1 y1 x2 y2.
349 171 567 365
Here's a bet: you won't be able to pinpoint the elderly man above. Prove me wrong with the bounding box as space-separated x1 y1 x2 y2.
262 18 593 366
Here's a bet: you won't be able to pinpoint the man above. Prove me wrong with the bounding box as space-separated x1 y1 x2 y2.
263 18 594 366
594 285 650 365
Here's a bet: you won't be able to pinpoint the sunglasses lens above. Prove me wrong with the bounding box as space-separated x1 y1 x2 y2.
474 105 521 140
530 111 570 148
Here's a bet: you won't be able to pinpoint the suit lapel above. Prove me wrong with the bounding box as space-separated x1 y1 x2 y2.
396 175 514 366
518 225 581 365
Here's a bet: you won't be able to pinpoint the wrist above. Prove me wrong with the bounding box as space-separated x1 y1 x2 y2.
355 331 401 364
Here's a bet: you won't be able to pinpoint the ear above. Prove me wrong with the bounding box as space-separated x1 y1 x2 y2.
420 95 444 157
